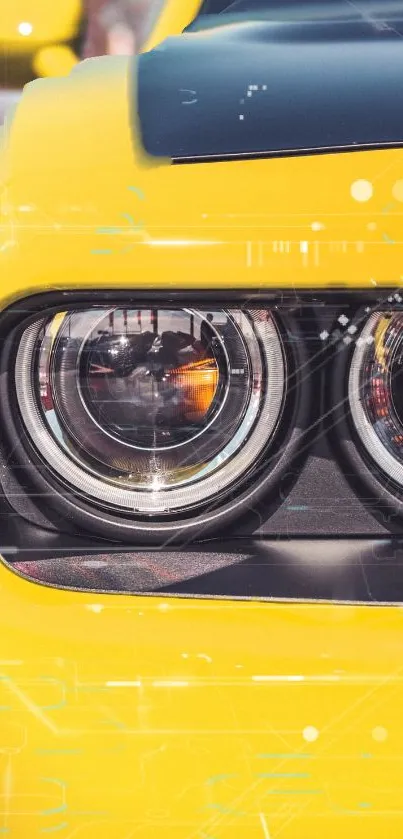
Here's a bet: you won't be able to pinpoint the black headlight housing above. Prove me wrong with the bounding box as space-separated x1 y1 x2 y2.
0 292 309 545
2 288 403 604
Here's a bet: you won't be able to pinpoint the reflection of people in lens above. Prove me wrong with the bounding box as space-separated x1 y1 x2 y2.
157 331 183 368
200 313 215 355
153 332 188 425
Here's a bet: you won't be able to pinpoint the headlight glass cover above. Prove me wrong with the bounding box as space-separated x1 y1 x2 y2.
349 311 403 485
15 307 285 515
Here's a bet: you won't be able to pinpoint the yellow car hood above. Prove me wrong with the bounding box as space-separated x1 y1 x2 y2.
1 53 403 309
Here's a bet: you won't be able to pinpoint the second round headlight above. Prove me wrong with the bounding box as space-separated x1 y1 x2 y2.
349 310 403 486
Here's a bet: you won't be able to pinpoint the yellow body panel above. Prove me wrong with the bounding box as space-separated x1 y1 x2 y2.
1 58 403 307
1 561 403 837
1 33 403 838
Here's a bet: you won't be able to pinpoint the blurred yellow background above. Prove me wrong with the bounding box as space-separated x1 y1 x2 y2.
0 0 164 120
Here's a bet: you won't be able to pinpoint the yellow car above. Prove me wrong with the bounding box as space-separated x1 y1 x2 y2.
1 1 403 837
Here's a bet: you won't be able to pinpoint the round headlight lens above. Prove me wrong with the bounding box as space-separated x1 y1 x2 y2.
349 311 403 484
78 308 227 451
15 307 285 515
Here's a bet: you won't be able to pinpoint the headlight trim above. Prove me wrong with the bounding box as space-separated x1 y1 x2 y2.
11 302 303 533
348 311 403 487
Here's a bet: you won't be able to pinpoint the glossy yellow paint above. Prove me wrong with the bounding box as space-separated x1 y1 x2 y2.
1 43 403 839
1 56 403 308
2 559 403 837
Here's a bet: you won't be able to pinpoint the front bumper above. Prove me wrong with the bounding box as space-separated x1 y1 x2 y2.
7 536 403 605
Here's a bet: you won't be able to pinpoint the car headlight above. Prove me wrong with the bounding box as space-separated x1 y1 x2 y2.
14 306 287 527
349 310 403 486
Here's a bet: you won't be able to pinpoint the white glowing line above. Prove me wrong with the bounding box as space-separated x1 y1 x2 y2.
252 675 305 682
152 680 189 688
0 660 23 666
252 674 343 683
0 240 16 253
259 813 271 839
4 678 59 734
146 240 217 247
106 681 142 688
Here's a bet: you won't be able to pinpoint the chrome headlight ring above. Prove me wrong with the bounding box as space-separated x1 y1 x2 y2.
332 306 403 525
